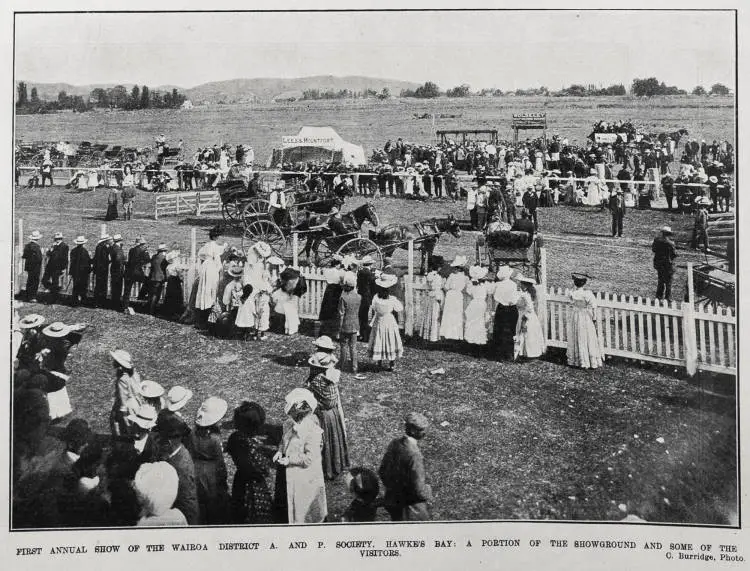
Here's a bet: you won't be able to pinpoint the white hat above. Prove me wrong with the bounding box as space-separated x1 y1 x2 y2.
253 241 272 258
195 397 228 427
308 351 339 369
42 322 71 338
98 235 111 243
29 231 42 241
157 243 169 252
139 380 165 399
375 273 398 289
128 403 158 429
360 255 375 266
517 276 537 285
112 234 123 242
496 265 512 280
314 335 337 351
134 462 179 518
708 176 718 184
109 349 133 369
284 388 318 415
267 256 284 265
53 232 63 240
228 266 243 277
19 314 45 330
661 226 673 234
451 255 467 268
166 386 193 412
468 265 488 280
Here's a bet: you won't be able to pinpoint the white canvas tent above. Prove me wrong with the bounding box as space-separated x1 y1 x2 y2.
269 126 367 167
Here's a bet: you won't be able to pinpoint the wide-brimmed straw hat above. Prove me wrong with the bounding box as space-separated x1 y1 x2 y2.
74 236 87 245
308 351 338 369
195 397 228 427
661 226 673 235
375 274 398 289
166 386 193 412
253 241 272 258
451 255 467 268
139 380 165 399
360 255 375 266
29 231 42 241
496 266 512 281
128 403 158 429
468 265 488 281
19 314 45 330
314 335 337 351
109 349 133 369
228 266 243 277
267 256 284 265
53 232 63 240
157 243 169 252
42 322 71 338
517 276 537 285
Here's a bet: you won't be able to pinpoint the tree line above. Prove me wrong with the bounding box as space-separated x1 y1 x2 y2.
15 82 188 114
301 87 391 100
398 78 731 98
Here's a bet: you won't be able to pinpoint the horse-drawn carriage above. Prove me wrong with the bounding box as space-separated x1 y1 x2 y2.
475 225 542 281
688 263 735 309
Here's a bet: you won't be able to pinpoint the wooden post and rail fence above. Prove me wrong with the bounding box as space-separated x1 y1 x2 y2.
14 218 736 377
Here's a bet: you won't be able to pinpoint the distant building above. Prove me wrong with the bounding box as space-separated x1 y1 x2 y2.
181 99 193 109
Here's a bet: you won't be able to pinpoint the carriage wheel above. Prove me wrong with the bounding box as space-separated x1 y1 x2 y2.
222 199 242 222
242 220 289 256
314 239 334 267
241 199 271 226
337 238 384 269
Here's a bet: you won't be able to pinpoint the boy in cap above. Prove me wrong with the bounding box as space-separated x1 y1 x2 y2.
378 412 433 521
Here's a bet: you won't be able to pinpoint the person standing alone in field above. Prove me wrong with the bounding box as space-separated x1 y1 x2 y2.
609 188 626 237
121 184 136 221
378 412 433 521
652 226 677 301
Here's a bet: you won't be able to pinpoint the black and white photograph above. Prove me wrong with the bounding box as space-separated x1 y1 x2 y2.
5 4 743 564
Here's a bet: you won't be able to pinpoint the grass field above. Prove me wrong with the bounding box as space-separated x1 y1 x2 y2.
13 96 737 525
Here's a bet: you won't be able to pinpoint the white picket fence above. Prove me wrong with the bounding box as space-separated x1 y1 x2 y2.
153 191 221 219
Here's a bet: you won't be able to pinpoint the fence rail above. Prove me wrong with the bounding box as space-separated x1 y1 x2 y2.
154 191 222 219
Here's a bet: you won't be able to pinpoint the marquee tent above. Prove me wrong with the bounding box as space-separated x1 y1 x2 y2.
267 126 367 167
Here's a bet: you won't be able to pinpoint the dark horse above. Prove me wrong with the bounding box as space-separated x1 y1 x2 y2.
296 202 380 263
373 215 461 274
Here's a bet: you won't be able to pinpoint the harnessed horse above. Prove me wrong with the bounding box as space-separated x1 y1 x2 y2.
296 202 380 262
374 215 461 274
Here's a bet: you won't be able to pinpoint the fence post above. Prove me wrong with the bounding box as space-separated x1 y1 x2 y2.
100 223 107 238
405 240 415 336
196 191 201 216
154 195 159 220
538 247 548 341
292 232 299 267
682 262 698 376
16 218 24 295
186 228 197 305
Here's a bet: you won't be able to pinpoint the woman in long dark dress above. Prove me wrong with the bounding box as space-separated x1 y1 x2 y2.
226 401 274 524
188 397 230 524
105 188 120 221
491 265 520 360
318 259 344 337
162 247 186 319
305 352 349 480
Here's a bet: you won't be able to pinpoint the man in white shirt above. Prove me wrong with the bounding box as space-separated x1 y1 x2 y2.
466 184 478 229
269 183 289 227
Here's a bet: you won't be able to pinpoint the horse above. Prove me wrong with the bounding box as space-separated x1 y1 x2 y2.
373 215 461 274
296 202 380 263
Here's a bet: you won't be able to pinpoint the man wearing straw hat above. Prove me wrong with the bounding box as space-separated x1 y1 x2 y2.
68 236 92 306
21 230 43 302
652 226 677 301
93 235 113 308
147 244 169 315
123 237 150 312
42 232 69 304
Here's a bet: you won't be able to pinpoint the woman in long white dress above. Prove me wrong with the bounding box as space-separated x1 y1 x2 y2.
464 266 491 346
585 169 601 206
416 269 444 342
195 228 226 324
514 277 546 359
367 274 404 371
567 273 604 369
439 256 469 340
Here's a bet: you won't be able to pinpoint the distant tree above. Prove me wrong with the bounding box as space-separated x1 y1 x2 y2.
631 77 661 97
710 83 730 96
413 81 441 98
30 87 39 103
692 85 707 96
16 82 28 106
140 85 150 108
446 84 471 98
564 84 587 97
378 87 390 100
130 85 141 108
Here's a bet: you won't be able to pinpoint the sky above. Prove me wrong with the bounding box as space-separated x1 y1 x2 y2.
14 10 735 91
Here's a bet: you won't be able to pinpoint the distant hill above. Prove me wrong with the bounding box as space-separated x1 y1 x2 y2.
18 76 421 104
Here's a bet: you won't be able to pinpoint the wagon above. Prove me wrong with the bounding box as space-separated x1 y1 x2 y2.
690 263 735 308
475 230 543 282
298 227 383 269
217 179 253 221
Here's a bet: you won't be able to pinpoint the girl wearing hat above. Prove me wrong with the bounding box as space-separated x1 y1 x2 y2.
367 273 404 371
464 265 491 347
109 349 142 437
17 314 46 372
243 243 273 340
195 227 227 328
273 389 327 524
220 265 245 337
188 397 230 525
416 259 444 343
226 402 274 524
567 274 604 369
439 256 469 341
306 351 349 480
514 277 546 360
491 265 520 360
272 267 305 336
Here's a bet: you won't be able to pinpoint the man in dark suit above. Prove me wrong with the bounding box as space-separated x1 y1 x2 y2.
521 186 539 230
652 226 677 300
109 234 127 309
379 412 432 521
338 272 362 374
68 236 91 306
147 244 169 315
609 189 626 237
92 236 113 307
661 173 675 211
22 231 44 302
123 237 151 311
153 410 199 525
511 209 536 235
42 232 69 304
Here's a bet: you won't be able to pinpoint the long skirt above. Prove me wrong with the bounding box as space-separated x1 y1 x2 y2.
464 299 489 345
368 313 403 361
195 459 231 525
492 304 519 359
567 309 604 369
319 284 342 337
417 296 442 342
195 259 222 310
516 313 546 358
439 290 464 340
162 276 184 317
315 407 349 480
105 203 118 221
